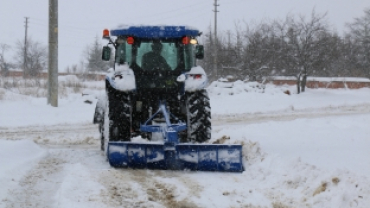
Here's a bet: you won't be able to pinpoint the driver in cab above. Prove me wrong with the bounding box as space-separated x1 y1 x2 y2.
142 42 171 71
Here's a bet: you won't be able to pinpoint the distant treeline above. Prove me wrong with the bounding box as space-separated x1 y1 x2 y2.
199 9 370 92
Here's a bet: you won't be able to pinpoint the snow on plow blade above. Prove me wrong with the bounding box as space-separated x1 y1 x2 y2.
108 142 243 172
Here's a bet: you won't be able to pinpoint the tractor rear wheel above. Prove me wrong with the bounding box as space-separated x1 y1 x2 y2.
107 87 132 142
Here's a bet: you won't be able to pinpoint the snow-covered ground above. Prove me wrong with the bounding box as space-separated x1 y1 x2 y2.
1 81 370 208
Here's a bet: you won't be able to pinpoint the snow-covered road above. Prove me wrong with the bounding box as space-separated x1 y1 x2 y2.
2 104 370 207
2 103 369 141
1 83 370 207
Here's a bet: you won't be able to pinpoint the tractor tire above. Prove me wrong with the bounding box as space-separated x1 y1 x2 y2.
186 90 211 143
99 121 105 151
107 90 132 142
93 98 106 151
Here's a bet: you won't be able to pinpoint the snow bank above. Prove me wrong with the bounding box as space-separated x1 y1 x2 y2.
179 131 370 207
0 91 97 128
271 76 370 82
0 140 45 201
206 113 370 207
208 80 370 116
213 113 370 175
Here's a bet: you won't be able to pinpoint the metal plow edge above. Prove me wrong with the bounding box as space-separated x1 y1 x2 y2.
108 142 243 172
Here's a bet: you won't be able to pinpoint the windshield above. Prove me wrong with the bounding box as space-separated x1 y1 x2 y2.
115 38 195 71
137 42 177 70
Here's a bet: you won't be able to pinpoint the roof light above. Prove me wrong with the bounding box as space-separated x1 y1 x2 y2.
103 29 110 38
127 36 134 44
182 36 190 44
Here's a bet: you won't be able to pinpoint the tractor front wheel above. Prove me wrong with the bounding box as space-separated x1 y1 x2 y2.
185 90 211 143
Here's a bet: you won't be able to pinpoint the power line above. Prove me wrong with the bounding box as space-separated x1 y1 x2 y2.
145 1 209 18
29 2 211 29
101 1 210 23
181 11 212 23
28 20 97 33
221 0 244 6
147 4 211 24
29 23 93 38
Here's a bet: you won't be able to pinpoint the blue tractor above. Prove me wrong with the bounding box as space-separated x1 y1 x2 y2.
93 25 243 172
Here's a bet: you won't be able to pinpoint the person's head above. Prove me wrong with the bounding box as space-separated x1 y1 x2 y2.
151 42 162 53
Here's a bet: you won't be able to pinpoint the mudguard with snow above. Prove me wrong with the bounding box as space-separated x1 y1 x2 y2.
94 25 243 172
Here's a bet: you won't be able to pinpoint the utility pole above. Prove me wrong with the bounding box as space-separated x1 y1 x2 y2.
213 0 219 79
227 30 231 48
24 17 29 77
48 0 58 107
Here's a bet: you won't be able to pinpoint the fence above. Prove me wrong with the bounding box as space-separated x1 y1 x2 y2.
4 71 106 81
269 76 370 89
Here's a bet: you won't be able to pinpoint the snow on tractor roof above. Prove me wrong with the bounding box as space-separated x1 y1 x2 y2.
110 25 200 38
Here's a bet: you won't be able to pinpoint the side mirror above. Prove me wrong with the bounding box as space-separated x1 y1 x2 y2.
195 45 204 59
102 46 111 61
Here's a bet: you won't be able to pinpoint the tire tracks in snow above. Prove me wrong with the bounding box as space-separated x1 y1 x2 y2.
0 123 100 146
0 123 96 139
99 169 200 208
1 104 369 142
4 147 111 208
4 152 68 208
4 145 200 207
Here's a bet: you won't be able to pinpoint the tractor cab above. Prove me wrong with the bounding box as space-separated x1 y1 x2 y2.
102 26 204 91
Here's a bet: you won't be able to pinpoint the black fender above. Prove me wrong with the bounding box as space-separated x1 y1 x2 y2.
93 94 107 125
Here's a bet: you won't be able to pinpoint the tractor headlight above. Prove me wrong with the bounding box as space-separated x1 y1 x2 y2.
190 39 198 44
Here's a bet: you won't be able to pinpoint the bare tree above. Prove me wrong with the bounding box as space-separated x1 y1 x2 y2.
346 8 370 77
14 38 47 77
242 22 277 81
283 11 329 93
199 25 215 80
199 9 370 86
314 32 343 77
0 43 11 76
85 36 110 72
216 31 241 79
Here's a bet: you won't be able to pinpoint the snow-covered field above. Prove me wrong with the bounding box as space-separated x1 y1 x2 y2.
1 81 370 208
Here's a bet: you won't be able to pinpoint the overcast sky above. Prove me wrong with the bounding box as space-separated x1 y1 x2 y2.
1 0 369 71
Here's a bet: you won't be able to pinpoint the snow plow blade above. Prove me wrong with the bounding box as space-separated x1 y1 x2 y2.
108 142 243 172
